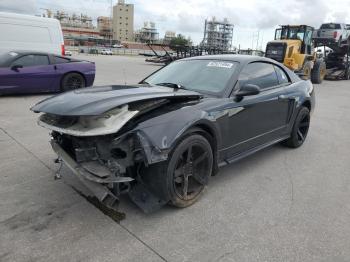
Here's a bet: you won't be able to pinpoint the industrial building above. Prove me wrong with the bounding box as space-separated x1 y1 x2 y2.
134 21 159 43
112 0 134 42
97 16 112 40
201 17 234 51
51 11 103 46
163 31 176 45
54 11 94 28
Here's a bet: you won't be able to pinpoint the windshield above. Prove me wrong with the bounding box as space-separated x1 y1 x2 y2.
321 23 341 29
276 27 305 41
0 52 19 67
144 60 238 94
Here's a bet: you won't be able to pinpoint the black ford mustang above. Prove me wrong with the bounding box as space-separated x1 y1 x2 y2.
32 55 315 213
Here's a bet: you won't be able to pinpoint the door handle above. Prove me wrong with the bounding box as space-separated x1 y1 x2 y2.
54 65 57 70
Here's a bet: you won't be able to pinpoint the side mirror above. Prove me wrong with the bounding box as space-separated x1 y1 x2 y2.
11 65 23 71
235 84 260 101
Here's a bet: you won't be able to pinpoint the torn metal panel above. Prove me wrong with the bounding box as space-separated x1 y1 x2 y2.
133 106 222 153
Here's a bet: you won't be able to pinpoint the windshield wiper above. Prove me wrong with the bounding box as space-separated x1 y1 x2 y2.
139 80 150 85
155 82 187 90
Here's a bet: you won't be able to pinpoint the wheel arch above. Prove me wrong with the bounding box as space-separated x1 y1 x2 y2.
184 122 220 174
136 117 222 171
177 119 221 151
301 99 311 111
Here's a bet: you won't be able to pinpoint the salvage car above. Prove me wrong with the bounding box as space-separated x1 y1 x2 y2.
32 55 315 213
313 23 350 46
0 51 95 95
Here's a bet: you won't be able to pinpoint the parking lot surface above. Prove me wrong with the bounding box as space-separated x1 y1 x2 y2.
1 55 350 262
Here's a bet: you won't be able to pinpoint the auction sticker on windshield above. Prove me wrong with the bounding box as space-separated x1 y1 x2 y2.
207 61 234 68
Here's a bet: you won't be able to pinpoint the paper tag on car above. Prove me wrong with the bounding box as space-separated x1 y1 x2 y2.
207 61 233 68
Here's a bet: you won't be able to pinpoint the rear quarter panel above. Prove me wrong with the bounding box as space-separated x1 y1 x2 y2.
283 79 315 134
51 62 96 91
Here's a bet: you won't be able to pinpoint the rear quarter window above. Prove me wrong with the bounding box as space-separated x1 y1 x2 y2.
274 66 290 85
320 23 341 30
53 56 71 64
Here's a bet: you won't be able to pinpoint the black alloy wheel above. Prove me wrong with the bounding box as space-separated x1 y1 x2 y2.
296 112 310 144
283 107 310 148
172 140 211 202
143 132 213 208
61 73 86 92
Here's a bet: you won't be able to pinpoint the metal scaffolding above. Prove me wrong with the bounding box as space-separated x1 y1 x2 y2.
135 22 159 43
201 17 234 51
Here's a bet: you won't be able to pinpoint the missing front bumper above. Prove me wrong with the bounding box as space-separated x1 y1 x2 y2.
50 140 132 211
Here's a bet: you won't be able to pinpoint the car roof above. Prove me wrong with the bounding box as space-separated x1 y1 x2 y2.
320 22 344 26
181 54 277 64
0 11 59 25
0 50 82 67
6 50 56 56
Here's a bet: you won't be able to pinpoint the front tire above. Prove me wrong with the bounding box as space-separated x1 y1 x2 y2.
283 107 310 148
144 133 213 208
61 73 86 92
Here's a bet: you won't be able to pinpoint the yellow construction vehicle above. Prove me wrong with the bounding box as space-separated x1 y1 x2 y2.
265 25 326 84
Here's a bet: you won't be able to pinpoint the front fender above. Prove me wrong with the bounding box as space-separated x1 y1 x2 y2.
134 107 221 164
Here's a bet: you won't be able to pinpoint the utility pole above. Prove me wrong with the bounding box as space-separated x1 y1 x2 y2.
255 30 260 50
110 0 113 46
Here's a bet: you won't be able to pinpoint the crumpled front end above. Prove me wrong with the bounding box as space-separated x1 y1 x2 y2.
49 125 169 213
32 86 205 213
36 98 188 213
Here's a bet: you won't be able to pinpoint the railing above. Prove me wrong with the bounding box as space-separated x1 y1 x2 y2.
65 46 168 56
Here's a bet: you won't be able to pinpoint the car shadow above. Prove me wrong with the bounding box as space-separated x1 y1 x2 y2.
117 143 291 219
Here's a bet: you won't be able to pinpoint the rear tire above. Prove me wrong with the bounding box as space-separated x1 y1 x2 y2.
61 73 85 92
282 107 310 148
311 59 326 84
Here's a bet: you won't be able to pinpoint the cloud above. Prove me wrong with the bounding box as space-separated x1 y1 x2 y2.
4 0 350 48
0 0 37 14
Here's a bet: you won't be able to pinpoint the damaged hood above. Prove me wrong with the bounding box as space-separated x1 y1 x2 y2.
31 85 201 116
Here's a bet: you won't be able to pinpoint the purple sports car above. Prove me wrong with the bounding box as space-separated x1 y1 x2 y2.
0 51 95 95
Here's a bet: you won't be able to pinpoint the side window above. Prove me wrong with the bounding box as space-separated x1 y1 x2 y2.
12 55 49 67
53 56 70 64
239 62 279 90
274 66 290 85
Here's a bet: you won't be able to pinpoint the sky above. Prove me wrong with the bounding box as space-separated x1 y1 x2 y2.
1 0 350 49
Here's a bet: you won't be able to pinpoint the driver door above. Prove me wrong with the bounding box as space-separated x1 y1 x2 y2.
0 54 55 94
220 62 291 160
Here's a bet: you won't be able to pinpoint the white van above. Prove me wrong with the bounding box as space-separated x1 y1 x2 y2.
0 12 64 56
